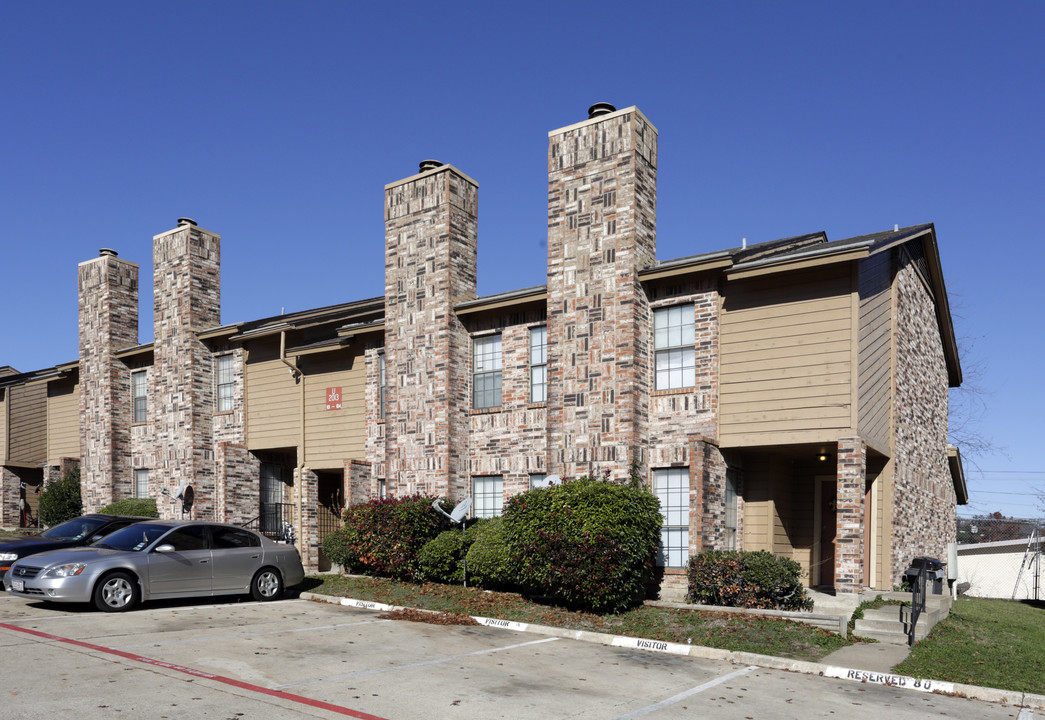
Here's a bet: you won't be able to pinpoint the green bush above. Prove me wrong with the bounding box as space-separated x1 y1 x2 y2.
99 497 159 517
321 526 359 571
418 522 483 584
327 495 450 581
465 517 515 590
39 467 83 526
502 472 662 613
686 550 813 611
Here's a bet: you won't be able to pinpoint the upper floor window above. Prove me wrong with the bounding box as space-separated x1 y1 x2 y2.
529 326 547 403
378 351 386 420
473 334 502 409
654 304 695 390
131 370 147 423
216 355 235 413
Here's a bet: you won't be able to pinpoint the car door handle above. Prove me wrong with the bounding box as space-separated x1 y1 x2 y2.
199 559 209 564
251 554 260 559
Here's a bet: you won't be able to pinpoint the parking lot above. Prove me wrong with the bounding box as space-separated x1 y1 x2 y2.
0 589 1030 719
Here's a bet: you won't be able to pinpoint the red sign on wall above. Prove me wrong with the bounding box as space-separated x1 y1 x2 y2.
326 387 342 410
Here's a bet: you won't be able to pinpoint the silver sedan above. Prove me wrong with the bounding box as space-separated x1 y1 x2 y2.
3 520 305 612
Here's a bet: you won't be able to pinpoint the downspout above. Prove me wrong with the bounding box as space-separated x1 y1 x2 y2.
280 331 305 559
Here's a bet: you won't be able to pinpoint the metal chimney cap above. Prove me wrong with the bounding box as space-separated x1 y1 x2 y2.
588 102 616 119
418 159 444 173
177 217 198 227
99 248 118 257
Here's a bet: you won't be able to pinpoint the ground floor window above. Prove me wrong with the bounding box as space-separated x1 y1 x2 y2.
134 469 149 499
472 475 503 518
654 468 690 567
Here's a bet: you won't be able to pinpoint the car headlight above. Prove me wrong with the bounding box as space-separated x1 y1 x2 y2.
0 552 18 562
43 563 88 578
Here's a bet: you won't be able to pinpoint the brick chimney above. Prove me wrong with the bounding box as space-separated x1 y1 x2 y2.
545 104 659 480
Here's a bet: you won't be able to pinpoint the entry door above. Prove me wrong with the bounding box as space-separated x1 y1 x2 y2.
819 480 836 587
260 463 284 534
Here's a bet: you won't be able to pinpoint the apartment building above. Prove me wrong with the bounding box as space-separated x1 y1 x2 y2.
0 103 966 593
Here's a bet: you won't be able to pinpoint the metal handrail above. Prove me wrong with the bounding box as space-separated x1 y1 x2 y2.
909 564 927 646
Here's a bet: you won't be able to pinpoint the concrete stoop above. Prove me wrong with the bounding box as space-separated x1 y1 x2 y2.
853 592 952 645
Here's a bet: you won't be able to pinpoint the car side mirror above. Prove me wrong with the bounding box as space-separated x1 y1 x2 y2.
154 544 176 553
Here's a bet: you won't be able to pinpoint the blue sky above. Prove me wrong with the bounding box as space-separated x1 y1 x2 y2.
1 2 1042 517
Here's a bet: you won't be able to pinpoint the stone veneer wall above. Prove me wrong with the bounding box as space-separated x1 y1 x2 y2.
298 466 320 570
466 311 548 497
78 252 139 511
648 280 719 467
383 166 477 500
1 467 19 526
364 345 387 495
215 442 259 525
835 437 867 594
345 459 372 506
546 107 658 481
152 223 221 520
889 249 954 585
689 436 729 552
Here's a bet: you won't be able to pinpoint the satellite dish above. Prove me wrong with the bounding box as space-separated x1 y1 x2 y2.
449 498 472 523
532 474 561 489
173 480 189 500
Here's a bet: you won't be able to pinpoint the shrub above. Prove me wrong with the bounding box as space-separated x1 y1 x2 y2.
99 497 159 518
419 522 483 584
502 472 661 613
330 495 450 580
686 550 813 611
322 526 359 571
39 467 82 526
465 517 515 590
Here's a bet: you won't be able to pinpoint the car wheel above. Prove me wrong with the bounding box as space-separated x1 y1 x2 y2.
93 571 139 612
251 567 284 601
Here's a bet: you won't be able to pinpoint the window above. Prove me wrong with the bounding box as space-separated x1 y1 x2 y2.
529 326 547 403
162 524 209 552
377 479 387 500
529 473 547 490
654 304 695 390
654 468 690 567
212 526 260 549
725 469 739 551
472 334 502 409
216 354 235 412
472 476 503 518
131 370 147 422
134 469 149 499
378 351 386 420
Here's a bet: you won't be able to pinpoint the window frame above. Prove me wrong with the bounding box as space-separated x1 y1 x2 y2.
472 475 504 518
472 334 503 410
133 469 149 499
653 304 696 391
529 326 547 404
131 369 147 423
653 467 690 568
377 351 386 420
216 354 235 413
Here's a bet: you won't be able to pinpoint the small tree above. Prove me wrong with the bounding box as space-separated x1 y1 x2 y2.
39 466 82 526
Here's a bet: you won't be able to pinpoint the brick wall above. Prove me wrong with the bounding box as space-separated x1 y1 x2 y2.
383 165 477 500
546 107 659 481
78 251 139 511
835 436 867 594
889 249 955 584
152 221 221 520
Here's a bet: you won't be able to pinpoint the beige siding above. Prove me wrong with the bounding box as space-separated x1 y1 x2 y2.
47 378 80 463
245 341 301 450
857 252 893 453
302 351 366 468
720 267 855 446
8 382 47 463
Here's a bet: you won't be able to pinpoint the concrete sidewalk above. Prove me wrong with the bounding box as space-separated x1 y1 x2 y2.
820 640 911 672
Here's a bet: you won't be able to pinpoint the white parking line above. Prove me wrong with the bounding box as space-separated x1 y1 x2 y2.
275 636 561 689
113 619 391 648
611 666 758 720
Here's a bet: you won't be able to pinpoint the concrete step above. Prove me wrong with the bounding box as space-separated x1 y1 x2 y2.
853 604 944 644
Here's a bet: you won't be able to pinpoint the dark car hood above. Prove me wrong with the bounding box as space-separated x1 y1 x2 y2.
0 535 78 555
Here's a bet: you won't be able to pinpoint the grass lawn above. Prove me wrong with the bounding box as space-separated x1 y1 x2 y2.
895 597 1045 695
303 574 850 662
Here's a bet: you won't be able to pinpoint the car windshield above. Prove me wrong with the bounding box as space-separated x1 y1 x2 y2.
92 524 175 552
40 517 109 541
